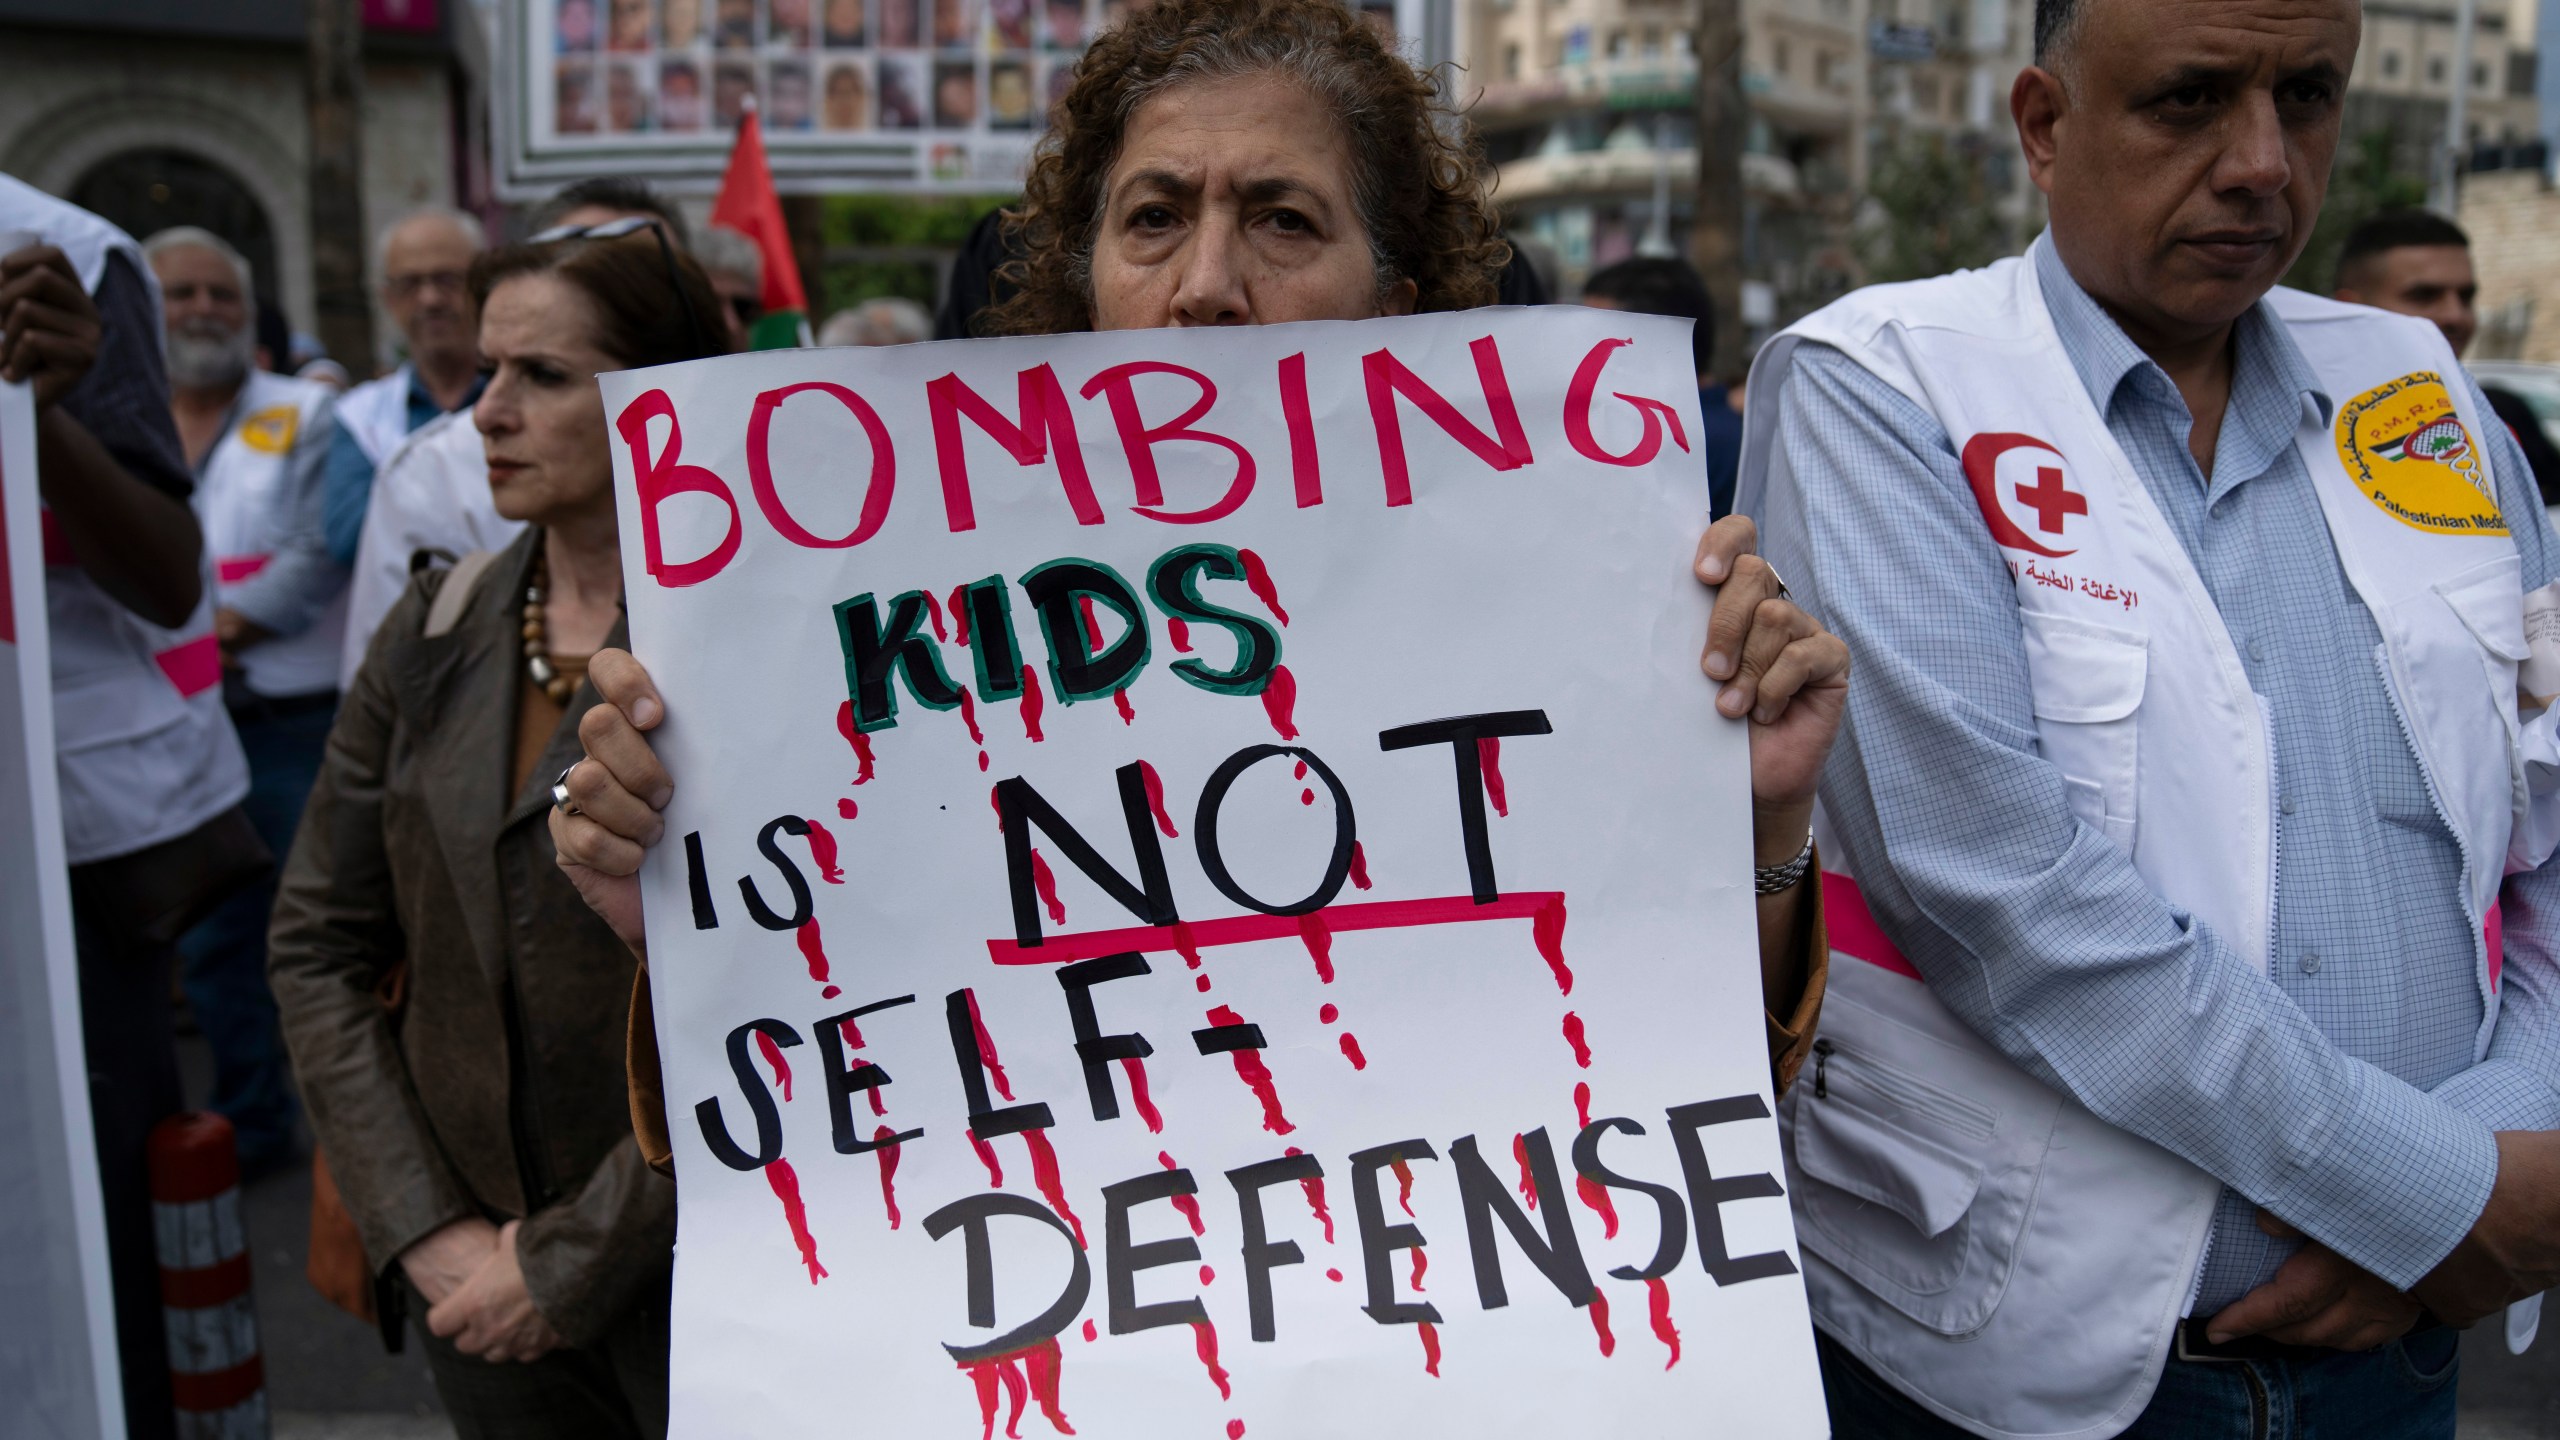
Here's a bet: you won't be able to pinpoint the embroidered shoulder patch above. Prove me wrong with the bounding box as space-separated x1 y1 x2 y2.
238 405 300 456
2335 372 2507 536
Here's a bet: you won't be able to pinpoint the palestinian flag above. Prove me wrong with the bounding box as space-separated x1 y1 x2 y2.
713 99 812 349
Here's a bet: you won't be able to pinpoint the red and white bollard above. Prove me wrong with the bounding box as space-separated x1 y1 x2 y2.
148 1111 269 1439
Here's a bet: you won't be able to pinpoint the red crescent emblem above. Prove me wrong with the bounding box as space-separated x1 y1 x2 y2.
1961 432 2081 559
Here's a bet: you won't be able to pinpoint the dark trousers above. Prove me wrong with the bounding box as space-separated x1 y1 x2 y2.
404 1273 672 1440
1817 1326 2461 1440
72 900 183 1440
177 695 333 1167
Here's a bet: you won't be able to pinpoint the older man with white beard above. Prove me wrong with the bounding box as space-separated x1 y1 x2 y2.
144 226 345 1173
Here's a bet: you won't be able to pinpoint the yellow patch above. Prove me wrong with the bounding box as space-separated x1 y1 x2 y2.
2334 372 2507 536
238 406 299 456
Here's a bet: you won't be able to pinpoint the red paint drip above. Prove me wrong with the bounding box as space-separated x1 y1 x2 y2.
1574 1081 1593 1131
1287 1146 1335 1243
1020 666 1047 741
1326 1268 1343 1282
1293 760 1307 780
1512 1133 1538 1210
1338 1032 1367 1070
836 797 859 820
765 1158 826 1283
955 1338 1074 1439
1195 975 1211 993
1198 1264 1216 1285
1479 737 1509 817
980 752 991 772
923 588 949 641
1588 1286 1616 1357
835 701 877 784
1349 842 1372 891
1031 848 1068 925
992 785 1006 830
1408 1245 1428 1292
804 818 845 884
841 1013 866 1048
958 686 986 744
868 1085 888 1117
1296 913 1334 984
1081 1319 1097 1343
1319 1003 1339 1024
1134 761 1180 837
1533 896 1574 996
1078 595 1106 652
1577 1175 1622 1239
1236 547 1290 626
1022 1129 1087 1248
1206 1006 1294 1135
1260 665 1299 741
966 991 1016 1101
1417 1321 1442 1378
1171 921 1203 969
1561 1011 1592 1069
1121 1056 1164 1133
1114 688 1134 725
949 584 974 646
874 1127 903 1228
1299 788 1314 806
1168 615 1193 653
796 919 839 1000
755 1030 794 1101
1645 1277 1683 1370
1227 1422 1245 1440
1390 1159 1416 1217
1159 1152 1206 1235
1189 1319 1233 1400
968 1128 1005 1187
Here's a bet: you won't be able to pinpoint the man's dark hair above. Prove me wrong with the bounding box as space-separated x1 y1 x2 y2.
1580 256 1714 380
2034 0 2080 65
535 176 693 250
2336 208 2472 289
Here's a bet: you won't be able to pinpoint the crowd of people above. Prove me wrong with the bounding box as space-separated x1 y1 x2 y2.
10 0 2560 1435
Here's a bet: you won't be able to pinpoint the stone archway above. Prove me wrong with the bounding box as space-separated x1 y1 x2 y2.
70 150 280 308
4 90 313 330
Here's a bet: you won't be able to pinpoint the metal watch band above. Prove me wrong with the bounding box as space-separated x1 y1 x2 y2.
1754 831 1815 896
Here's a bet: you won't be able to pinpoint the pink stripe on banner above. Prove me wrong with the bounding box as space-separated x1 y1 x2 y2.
216 554 271 584
1823 872 1924 982
155 635 223 698
2487 901 2504 993
40 510 79 567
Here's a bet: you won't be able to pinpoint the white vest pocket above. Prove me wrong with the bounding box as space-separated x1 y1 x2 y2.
2022 610 2147 851
1783 988 2060 1337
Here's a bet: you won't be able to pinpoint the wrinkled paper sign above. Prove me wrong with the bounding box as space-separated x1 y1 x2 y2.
604 306 1826 1436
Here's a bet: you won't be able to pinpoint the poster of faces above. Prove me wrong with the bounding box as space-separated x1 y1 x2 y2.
528 0 1097 188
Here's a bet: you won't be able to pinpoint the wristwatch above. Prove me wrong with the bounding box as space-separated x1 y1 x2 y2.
1755 832 1814 895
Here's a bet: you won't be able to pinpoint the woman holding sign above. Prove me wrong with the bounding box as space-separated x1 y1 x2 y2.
269 226 731 1439
552 0 1850 1145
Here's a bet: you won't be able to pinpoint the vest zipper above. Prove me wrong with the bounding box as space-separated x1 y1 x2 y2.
2372 646 2479 957
1812 1038 1833 1099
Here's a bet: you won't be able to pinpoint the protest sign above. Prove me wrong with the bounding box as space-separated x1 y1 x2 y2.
605 306 1827 1436
0 380 124 1437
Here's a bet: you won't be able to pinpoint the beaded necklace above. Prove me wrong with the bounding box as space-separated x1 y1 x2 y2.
522 548 579 705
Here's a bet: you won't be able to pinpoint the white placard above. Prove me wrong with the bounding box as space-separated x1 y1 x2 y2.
605 307 1826 1437
0 379 124 1437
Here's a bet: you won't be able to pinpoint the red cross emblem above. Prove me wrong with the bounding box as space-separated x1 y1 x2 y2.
1961 432 2083 558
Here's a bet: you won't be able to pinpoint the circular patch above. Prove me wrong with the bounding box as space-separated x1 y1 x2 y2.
2335 372 2506 536
238 405 300 456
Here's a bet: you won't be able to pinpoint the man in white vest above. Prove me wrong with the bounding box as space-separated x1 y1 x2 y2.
3 177 253 1440
320 206 486 571
1737 1 2560 1435
145 226 345 1176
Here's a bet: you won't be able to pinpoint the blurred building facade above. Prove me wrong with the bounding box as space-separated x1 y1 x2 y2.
1456 0 2040 341
0 0 491 372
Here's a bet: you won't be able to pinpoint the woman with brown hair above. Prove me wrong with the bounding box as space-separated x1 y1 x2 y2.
557 0 1846 1098
268 223 730 1439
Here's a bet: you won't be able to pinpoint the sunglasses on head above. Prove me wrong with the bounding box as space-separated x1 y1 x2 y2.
525 215 714 360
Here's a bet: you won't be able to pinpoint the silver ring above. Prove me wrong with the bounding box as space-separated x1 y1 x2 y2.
552 762 582 817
